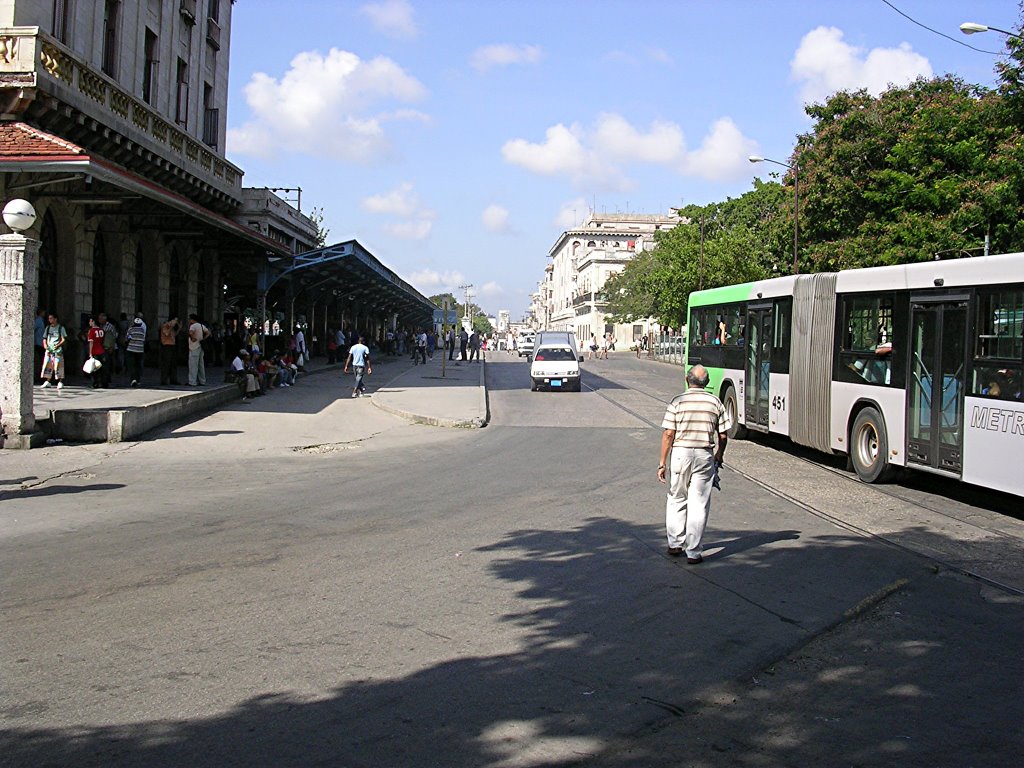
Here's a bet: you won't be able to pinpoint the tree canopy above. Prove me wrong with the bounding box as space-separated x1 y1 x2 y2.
607 12 1024 327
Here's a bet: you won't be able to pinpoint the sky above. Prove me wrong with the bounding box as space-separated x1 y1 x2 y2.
224 0 1017 318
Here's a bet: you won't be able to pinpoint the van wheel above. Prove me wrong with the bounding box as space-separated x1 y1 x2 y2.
850 407 895 483
722 385 747 439
530 380 538 392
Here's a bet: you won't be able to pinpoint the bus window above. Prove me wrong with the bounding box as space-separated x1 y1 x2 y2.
972 289 1023 400
839 294 894 386
771 297 791 373
975 289 1023 360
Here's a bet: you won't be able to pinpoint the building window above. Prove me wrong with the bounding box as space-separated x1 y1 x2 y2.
101 0 120 77
52 0 73 44
142 28 158 104
208 0 220 22
202 82 218 148
175 58 189 127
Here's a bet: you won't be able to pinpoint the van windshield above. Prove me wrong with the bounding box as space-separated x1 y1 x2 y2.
534 348 574 361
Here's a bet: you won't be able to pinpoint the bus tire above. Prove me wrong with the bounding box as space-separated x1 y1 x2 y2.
722 385 747 440
850 407 895 483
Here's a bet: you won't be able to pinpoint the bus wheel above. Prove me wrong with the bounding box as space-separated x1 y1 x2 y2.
722 385 747 439
850 407 894 483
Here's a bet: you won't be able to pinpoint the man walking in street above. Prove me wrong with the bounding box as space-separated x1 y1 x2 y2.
459 328 469 361
343 335 372 397
187 313 210 386
657 364 730 564
468 330 481 362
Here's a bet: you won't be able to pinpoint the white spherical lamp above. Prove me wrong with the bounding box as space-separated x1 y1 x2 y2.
3 199 37 233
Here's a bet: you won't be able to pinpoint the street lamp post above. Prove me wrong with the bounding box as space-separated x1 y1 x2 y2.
749 155 800 274
960 21 1018 37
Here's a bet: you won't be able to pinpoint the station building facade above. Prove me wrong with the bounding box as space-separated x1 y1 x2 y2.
0 1 433 375
542 212 679 346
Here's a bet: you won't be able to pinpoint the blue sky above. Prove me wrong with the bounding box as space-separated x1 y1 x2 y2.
225 0 1016 317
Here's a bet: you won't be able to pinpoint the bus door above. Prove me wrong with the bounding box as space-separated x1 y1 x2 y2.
744 304 772 430
907 297 968 473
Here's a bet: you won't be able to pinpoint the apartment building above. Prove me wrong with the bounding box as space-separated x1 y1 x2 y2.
543 211 678 345
0 0 315 366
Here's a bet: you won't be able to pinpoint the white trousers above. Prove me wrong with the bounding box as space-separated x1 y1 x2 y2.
665 446 715 557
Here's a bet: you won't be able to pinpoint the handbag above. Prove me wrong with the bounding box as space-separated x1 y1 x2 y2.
83 356 102 374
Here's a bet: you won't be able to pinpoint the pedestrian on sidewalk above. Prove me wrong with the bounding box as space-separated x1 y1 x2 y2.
187 313 210 386
39 311 67 389
159 315 181 385
447 328 456 360
459 328 469 361
657 364 730 564
99 312 118 387
413 328 428 365
85 315 106 389
468 330 481 362
343 336 372 397
125 317 146 387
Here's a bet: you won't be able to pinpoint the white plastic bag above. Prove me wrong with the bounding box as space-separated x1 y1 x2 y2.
83 357 102 374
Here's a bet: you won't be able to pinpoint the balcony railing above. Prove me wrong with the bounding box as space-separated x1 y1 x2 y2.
180 0 197 24
206 17 222 50
572 292 593 307
0 27 242 200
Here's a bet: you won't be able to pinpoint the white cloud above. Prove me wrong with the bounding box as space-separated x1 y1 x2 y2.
409 269 466 293
386 220 434 240
359 0 417 39
361 182 436 241
361 182 420 217
791 26 932 105
482 204 510 233
471 44 543 72
480 281 503 297
554 198 590 229
227 48 427 161
503 113 758 189
647 47 673 65
680 118 760 182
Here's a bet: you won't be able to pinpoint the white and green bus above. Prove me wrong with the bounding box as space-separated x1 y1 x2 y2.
684 252 1024 496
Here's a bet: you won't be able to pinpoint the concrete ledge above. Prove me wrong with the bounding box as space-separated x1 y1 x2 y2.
50 384 240 442
370 359 488 429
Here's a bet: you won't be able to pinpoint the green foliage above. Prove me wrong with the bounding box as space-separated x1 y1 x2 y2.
472 314 493 335
798 75 1024 268
309 206 330 248
603 7 1024 327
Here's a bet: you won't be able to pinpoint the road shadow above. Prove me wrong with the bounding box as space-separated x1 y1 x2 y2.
0 483 126 502
3 513 1021 767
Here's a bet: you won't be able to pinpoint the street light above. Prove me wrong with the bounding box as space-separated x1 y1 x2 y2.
960 21 1018 37
749 154 800 274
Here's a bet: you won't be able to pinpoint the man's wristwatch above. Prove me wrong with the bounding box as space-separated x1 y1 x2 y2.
658 464 665 469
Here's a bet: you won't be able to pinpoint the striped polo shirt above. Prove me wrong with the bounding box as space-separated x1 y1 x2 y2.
661 388 732 449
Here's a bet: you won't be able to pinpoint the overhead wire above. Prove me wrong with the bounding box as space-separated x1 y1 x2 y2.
880 0 1006 56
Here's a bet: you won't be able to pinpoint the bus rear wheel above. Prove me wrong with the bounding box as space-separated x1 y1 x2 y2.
850 407 895 483
722 385 747 440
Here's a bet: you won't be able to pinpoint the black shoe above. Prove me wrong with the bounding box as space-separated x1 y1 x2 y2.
667 547 683 557
686 555 703 565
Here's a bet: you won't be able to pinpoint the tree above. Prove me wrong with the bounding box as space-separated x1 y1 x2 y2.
797 76 1024 269
309 206 330 248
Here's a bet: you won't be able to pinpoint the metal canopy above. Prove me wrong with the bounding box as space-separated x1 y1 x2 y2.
266 239 435 323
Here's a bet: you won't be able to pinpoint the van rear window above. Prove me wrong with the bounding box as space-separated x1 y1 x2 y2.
534 348 574 361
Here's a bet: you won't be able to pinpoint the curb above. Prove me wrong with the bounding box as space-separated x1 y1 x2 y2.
369 357 489 429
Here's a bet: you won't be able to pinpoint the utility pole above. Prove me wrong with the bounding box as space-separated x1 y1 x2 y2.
458 283 474 330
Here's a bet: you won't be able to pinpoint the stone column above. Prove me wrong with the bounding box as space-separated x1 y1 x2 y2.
0 233 44 448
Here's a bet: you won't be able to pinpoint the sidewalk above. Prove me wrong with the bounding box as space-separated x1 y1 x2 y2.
26 350 488 444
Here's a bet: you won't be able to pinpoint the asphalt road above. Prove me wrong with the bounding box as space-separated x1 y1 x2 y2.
2 354 1022 767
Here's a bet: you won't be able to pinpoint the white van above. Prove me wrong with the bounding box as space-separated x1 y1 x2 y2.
529 332 582 391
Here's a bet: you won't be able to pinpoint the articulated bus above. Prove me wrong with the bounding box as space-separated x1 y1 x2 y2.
684 252 1024 497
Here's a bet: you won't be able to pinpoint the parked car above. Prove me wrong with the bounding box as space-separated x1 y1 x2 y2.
530 332 582 391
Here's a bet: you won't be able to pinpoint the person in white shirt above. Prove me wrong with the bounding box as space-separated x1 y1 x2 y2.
230 349 260 399
187 313 210 386
343 336 372 397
